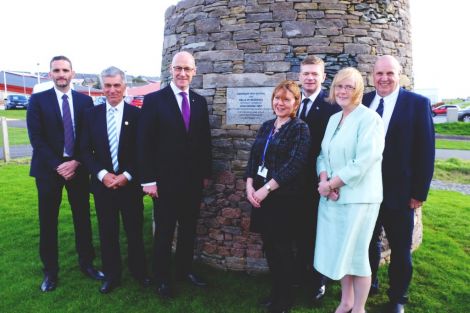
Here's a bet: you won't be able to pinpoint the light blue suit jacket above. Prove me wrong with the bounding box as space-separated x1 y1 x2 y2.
317 104 385 204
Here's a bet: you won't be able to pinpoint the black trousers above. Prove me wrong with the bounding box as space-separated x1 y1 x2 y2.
93 187 147 282
369 203 415 304
35 168 94 277
292 191 326 289
262 231 295 309
152 188 202 284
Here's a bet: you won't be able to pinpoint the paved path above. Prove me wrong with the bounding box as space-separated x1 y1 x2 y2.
2 145 468 195
7 119 27 128
431 180 470 195
0 144 32 159
435 149 470 160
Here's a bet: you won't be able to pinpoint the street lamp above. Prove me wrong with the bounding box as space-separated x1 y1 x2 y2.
124 70 129 96
3 70 8 98
22 74 26 95
36 63 40 84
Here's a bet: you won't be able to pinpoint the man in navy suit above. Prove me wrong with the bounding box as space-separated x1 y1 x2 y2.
364 55 435 313
138 51 212 299
80 67 149 294
295 55 340 303
27 56 103 292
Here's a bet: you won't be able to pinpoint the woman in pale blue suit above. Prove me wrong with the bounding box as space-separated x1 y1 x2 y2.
314 67 385 313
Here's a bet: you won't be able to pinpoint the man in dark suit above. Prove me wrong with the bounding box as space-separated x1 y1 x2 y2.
364 55 435 313
295 55 340 303
80 67 150 294
27 55 103 292
138 51 212 299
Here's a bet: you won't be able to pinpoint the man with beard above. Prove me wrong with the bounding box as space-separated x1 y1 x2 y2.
27 55 103 292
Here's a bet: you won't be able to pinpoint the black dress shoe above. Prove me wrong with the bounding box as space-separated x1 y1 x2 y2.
156 282 173 299
40 275 57 292
389 302 405 313
80 266 105 280
177 273 207 287
99 280 120 294
312 285 326 303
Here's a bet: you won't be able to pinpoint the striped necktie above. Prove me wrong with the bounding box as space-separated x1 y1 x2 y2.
107 107 119 173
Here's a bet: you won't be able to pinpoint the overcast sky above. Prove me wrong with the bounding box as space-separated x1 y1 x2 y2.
1 0 468 98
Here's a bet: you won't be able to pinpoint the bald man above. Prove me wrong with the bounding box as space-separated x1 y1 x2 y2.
138 51 212 299
364 55 435 313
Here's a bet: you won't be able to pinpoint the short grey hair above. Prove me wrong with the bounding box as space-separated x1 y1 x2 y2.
100 66 126 86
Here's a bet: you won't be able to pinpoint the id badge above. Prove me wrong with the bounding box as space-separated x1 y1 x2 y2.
257 165 268 178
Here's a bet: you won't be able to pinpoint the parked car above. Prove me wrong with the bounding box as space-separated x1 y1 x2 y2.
458 107 470 122
131 95 144 108
432 104 459 117
5 94 29 110
94 96 106 106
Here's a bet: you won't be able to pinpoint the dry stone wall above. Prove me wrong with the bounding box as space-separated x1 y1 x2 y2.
161 0 419 271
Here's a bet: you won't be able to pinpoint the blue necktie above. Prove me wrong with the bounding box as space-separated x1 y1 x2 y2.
107 107 119 172
376 98 384 118
61 94 74 156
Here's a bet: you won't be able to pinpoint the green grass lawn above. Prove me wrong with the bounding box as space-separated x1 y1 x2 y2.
0 162 469 313
435 122 470 136
435 139 470 150
0 109 27 119
433 158 470 184
0 126 30 145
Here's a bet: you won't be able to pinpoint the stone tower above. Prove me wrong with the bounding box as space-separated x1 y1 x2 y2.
161 0 418 271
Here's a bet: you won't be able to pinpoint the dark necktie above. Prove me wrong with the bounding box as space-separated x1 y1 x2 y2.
299 98 310 121
61 94 74 156
376 98 384 118
179 91 191 131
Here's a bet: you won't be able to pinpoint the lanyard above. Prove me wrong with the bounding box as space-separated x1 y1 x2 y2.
261 127 275 167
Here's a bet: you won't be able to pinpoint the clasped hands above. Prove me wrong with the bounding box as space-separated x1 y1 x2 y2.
56 160 79 181
318 180 340 201
103 173 129 190
246 185 268 208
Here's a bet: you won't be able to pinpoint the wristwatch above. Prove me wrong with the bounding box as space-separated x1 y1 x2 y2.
265 183 272 192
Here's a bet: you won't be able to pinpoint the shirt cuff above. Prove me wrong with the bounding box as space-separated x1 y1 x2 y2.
123 171 132 181
141 182 157 187
97 169 108 182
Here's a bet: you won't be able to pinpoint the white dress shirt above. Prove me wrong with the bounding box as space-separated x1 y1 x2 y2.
170 81 191 112
300 87 322 117
368 86 400 134
97 100 132 182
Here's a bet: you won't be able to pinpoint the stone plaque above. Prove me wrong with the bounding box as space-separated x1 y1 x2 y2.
226 87 274 125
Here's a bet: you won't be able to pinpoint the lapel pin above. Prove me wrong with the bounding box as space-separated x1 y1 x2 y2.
125 121 129 125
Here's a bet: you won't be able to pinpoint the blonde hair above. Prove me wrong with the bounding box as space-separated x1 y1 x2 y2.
271 80 302 118
328 67 364 106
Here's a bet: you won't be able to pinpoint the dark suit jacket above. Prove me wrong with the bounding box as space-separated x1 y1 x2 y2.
27 88 93 178
80 103 141 194
302 90 340 189
363 88 435 209
138 85 212 193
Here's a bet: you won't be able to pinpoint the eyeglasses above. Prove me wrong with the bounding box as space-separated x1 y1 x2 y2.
172 66 194 73
334 84 355 91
